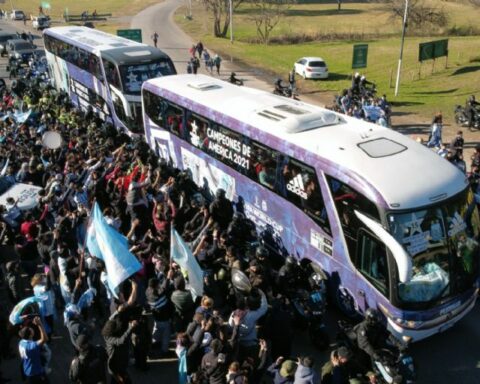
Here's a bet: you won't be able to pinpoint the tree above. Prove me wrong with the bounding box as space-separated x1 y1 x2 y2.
201 0 243 38
250 0 296 45
376 0 448 29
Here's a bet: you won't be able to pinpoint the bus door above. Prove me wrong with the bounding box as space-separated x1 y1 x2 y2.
328 177 389 314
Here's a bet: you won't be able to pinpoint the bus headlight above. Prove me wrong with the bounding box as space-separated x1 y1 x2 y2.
394 317 423 329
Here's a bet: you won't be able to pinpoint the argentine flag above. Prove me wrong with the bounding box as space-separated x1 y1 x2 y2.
171 228 204 298
86 203 141 293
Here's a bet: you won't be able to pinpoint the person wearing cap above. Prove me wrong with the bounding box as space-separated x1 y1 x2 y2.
267 356 296 384
449 130 464 159
69 333 108 384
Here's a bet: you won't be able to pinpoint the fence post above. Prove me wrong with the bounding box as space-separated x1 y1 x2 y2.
389 68 393 88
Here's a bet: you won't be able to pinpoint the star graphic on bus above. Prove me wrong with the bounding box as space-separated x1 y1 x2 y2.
127 72 138 84
405 213 423 235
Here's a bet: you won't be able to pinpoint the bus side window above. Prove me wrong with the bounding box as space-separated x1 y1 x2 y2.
250 142 277 190
357 231 389 296
281 160 330 233
164 103 184 137
185 111 209 149
103 59 120 88
327 176 380 260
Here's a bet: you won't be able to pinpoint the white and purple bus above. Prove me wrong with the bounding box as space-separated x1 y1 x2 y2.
43 26 176 135
142 74 479 341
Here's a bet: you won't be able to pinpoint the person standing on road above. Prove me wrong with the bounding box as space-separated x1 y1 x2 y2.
23 14 27 26
213 54 222 75
426 113 443 149
449 130 464 158
196 41 204 58
151 32 159 48
288 69 296 96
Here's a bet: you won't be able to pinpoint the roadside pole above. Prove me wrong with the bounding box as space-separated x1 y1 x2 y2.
229 0 233 43
394 0 409 96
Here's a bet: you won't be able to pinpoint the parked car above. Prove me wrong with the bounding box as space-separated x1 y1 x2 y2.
32 15 50 30
0 32 17 52
10 10 25 21
7 39 37 64
294 57 329 79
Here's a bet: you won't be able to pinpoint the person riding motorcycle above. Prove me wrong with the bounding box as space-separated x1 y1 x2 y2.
276 255 302 295
465 95 480 128
354 308 401 363
274 78 289 96
229 72 243 86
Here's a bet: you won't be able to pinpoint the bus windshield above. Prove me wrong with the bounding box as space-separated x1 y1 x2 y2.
119 60 175 95
388 188 479 307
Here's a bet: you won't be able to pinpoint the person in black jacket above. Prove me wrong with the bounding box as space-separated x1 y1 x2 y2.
69 334 108 384
209 189 233 230
201 339 228 384
102 317 138 384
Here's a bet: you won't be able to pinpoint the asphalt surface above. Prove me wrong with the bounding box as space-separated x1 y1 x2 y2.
0 12 480 384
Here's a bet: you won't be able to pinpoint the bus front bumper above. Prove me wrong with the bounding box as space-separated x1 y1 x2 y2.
381 289 478 342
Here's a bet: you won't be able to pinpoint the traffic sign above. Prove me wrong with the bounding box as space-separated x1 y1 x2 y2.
352 44 368 69
117 29 142 43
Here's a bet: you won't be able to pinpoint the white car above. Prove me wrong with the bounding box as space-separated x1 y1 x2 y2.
10 10 25 21
32 16 50 30
294 57 329 79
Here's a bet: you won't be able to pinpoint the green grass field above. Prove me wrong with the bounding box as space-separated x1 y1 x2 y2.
9 0 157 19
175 1 480 121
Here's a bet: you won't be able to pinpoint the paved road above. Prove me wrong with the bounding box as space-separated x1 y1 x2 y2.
130 0 302 96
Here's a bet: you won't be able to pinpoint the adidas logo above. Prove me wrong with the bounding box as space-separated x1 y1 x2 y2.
287 174 308 199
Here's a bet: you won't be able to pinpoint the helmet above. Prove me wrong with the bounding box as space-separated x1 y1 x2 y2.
365 308 381 326
469 95 476 102
215 188 226 199
255 246 269 259
360 75 366 81
231 72 236 76
232 212 244 221
285 255 296 265
354 72 360 78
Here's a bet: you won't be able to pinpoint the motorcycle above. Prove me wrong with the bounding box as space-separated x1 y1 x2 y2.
229 72 244 86
454 105 480 130
290 272 329 350
273 82 298 100
336 320 416 384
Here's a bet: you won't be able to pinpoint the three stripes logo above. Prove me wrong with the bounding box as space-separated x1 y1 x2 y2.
287 174 308 199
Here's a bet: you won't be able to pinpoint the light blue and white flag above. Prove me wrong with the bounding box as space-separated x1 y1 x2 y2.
0 158 9 176
171 228 203 298
9 296 41 325
86 203 141 293
14 109 32 124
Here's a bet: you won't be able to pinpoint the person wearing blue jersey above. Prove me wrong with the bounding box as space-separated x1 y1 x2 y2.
18 316 49 383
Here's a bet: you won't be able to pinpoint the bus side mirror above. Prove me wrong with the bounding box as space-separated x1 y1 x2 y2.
354 210 412 283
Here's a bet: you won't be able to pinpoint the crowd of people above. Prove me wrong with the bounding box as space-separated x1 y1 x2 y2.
187 42 222 75
333 73 391 127
0 55 415 384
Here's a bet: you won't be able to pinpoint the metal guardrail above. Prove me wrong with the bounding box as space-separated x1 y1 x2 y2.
63 13 112 22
